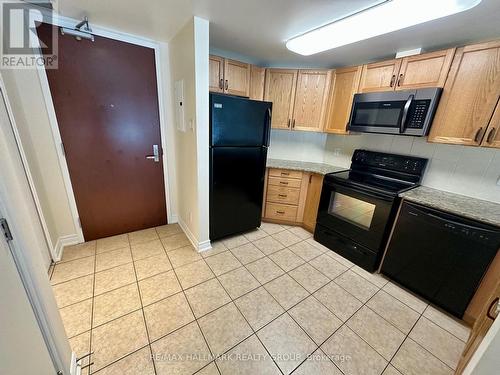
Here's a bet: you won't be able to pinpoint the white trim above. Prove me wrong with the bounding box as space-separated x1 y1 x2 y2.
0 78 55 262
70 351 80 375
31 9 176 242
53 234 81 262
178 217 212 252
463 316 500 374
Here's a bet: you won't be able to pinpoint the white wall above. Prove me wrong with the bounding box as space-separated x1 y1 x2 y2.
169 17 210 250
1 69 76 256
268 129 500 203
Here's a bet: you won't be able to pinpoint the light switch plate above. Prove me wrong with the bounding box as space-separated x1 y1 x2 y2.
174 79 186 132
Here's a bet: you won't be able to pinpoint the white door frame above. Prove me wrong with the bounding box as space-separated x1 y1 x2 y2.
31 9 175 244
0 85 74 374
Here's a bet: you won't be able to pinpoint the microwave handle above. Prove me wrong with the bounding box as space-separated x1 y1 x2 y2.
400 94 414 134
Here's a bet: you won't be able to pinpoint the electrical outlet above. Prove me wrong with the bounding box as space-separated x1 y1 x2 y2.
333 148 341 156
497 176 500 186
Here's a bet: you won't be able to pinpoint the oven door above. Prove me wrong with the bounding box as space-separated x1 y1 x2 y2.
316 179 394 251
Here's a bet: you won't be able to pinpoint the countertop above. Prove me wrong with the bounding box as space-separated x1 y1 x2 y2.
266 158 347 175
400 186 500 227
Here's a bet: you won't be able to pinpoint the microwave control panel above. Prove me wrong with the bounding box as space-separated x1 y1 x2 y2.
407 100 431 129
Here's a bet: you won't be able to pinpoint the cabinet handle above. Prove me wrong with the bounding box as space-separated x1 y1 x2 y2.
292 119 296 128
309 175 312 184
278 194 287 198
224 80 228 91
486 127 496 143
487 297 499 320
281 172 290 176
219 79 224 89
474 127 484 142
287 119 291 128
279 181 289 185
397 74 404 87
390 75 396 87
276 211 285 214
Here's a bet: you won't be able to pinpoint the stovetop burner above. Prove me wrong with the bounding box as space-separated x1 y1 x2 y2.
325 149 428 197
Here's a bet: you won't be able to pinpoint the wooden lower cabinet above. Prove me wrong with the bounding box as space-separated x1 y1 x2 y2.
302 174 324 232
263 168 323 232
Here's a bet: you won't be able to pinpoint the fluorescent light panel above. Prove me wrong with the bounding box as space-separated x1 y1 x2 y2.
286 0 482 56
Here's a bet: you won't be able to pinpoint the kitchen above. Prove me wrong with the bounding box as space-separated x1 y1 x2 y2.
0 1 499 375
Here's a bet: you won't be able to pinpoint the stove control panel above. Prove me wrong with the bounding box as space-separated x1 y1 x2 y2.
352 149 428 176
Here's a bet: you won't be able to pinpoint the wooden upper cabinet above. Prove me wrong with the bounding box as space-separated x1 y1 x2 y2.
264 69 298 129
209 55 224 93
480 101 500 148
224 59 250 97
428 41 500 146
249 65 266 100
292 70 332 132
359 59 401 92
325 66 362 134
396 48 455 90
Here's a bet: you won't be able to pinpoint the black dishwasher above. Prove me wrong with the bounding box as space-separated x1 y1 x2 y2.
381 201 500 318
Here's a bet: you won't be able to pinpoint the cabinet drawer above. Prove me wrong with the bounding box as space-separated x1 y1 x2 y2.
268 176 302 189
268 168 303 179
265 203 298 221
267 185 300 205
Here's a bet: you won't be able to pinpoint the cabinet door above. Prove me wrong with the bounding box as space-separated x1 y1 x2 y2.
359 59 401 92
264 69 298 129
325 66 362 134
428 41 500 146
209 55 224 93
292 70 332 132
224 59 250 97
396 48 455 90
302 174 324 232
481 102 500 148
249 65 266 100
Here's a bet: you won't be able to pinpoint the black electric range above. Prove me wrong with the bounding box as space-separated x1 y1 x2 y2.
314 149 428 272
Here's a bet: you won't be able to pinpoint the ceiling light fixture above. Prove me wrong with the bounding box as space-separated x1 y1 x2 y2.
286 0 482 56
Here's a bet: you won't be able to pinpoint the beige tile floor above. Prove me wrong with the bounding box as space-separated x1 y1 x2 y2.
49 222 471 375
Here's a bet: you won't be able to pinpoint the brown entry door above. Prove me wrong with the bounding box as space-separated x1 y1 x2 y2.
37 24 167 241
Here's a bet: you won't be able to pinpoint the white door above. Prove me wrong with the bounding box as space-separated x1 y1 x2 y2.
0 217 55 375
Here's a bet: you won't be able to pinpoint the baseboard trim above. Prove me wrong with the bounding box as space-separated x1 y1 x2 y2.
177 218 212 252
54 234 81 262
169 213 179 224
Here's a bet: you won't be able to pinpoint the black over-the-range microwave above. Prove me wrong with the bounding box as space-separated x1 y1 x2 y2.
348 87 442 136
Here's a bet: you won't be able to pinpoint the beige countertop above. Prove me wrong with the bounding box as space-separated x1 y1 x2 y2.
267 158 347 176
400 186 500 227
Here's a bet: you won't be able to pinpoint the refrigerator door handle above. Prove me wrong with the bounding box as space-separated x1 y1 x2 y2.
264 107 272 146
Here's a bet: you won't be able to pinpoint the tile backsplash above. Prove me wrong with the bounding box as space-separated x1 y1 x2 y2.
268 130 500 203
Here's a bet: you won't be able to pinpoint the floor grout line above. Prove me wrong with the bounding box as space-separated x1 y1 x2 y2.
56 225 467 375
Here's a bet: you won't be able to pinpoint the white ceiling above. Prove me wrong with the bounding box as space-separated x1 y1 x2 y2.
54 0 500 68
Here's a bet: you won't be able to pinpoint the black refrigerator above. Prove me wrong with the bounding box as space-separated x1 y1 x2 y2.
210 93 272 240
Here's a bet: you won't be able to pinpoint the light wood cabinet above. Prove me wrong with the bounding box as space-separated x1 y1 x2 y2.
302 174 324 232
456 279 499 374
396 49 455 90
249 65 266 100
263 168 324 233
209 55 250 96
428 41 500 147
264 69 331 132
209 55 224 93
325 66 362 134
224 59 250 96
292 70 332 132
359 59 401 92
264 69 298 129
359 48 455 93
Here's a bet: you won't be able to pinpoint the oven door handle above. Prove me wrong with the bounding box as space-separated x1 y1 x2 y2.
324 180 393 202
400 94 414 134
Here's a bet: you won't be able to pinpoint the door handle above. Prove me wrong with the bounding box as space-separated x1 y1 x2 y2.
400 94 414 134
146 144 160 162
